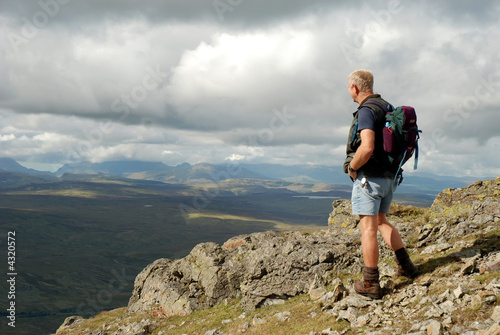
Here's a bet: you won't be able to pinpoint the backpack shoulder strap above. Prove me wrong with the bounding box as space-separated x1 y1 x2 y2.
363 99 393 113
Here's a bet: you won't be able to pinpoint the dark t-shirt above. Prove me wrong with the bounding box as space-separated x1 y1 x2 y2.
357 106 376 131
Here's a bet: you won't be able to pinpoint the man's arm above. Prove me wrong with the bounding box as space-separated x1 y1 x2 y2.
348 128 375 180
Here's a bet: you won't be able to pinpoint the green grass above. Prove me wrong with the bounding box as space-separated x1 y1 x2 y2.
58 294 351 335
58 266 500 335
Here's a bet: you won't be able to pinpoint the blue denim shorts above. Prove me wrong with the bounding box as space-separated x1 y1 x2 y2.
351 172 398 215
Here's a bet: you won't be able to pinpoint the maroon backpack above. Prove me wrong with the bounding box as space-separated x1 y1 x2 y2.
365 100 422 178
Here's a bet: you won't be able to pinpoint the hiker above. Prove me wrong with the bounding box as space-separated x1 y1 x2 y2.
343 69 418 299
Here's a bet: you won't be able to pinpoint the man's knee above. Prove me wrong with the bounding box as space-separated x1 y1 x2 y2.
377 213 392 226
360 215 379 231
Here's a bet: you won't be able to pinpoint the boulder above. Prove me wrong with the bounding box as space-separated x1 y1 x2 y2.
328 199 359 231
430 177 500 225
417 177 500 248
127 231 360 315
56 316 84 334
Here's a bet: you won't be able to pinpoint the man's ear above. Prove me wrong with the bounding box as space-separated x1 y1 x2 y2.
353 84 360 95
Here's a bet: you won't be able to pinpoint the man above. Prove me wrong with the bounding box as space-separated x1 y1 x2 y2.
344 69 418 299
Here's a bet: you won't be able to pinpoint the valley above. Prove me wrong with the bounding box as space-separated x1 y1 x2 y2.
0 175 349 334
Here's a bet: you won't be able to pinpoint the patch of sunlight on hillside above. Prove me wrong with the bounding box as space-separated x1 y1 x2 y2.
14 189 100 198
187 212 324 232
188 212 282 224
89 178 131 185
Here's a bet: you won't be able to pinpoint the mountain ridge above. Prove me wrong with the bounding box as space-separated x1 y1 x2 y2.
55 160 172 176
0 157 53 175
0 158 487 195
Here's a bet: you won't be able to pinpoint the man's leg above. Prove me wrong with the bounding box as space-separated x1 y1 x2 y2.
355 214 382 299
360 215 380 267
376 213 404 251
377 213 419 278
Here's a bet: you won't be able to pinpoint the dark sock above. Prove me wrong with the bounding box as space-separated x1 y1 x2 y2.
363 266 379 282
395 247 410 264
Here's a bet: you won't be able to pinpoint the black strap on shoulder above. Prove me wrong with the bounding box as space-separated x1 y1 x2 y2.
363 99 392 113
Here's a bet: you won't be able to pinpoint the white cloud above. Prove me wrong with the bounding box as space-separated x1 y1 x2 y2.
0 134 15 141
0 1 499 178
225 154 245 161
165 25 322 130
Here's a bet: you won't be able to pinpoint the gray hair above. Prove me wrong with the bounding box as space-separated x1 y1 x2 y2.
348 69 374 93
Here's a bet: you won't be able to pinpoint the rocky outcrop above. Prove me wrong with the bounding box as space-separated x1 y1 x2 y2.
56 176 500 335
327 199 359 231
416 176 500 249
321 252 500 335
127 177 499 320
431 177 499 219
127 230 362 316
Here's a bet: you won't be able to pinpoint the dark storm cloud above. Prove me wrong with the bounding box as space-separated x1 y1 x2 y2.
425 0 500 26
0 0 348 28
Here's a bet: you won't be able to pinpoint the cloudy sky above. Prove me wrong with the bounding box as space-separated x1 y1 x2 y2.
1 0 499 178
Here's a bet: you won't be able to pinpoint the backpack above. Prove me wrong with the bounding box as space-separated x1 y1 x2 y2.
364 100 422 179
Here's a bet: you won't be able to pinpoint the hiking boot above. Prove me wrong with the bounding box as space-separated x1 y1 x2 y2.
354 280 382 299
394 247 420 279
395 262 420 279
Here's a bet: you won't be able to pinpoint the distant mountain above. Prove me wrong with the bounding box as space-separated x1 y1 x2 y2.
239 163 346 184
239 163 486 194
54 161 270 184
242 164 488 194
0 157 52 175
55 160 171 176
1 157 491 196
397 173 477 194
127 163 271 184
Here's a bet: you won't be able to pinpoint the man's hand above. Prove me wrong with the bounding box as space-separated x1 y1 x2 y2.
348 168 357 181
349 128 375 181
